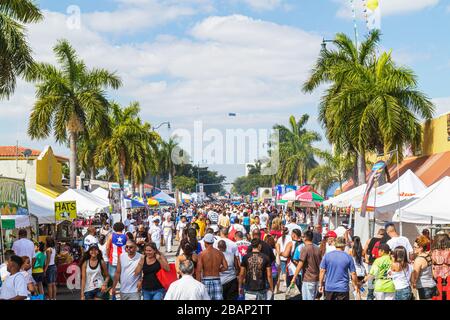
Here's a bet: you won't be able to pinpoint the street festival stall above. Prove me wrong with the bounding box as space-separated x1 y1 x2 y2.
152 191 176 205
392 176 450 225
0 177 32 262
353 169 428 244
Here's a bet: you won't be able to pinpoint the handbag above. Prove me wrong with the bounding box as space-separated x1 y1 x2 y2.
156 263 178 291
285 283 301 300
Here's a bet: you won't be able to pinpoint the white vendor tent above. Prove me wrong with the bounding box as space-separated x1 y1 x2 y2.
393 176 450 225
350 182 392 209
91 187 109 202
323 184 366 207
56 189 109 217
181 193 192 200
373 170 426 220
27 188 55 224
152 191 176 205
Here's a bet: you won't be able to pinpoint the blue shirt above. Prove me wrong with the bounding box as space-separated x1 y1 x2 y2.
320 250 356 293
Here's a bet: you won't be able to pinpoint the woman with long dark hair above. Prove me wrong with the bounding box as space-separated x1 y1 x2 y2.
80 244 109 300
389 246 413 300
349 236 366 300
134 242 170 300
275 227 291 293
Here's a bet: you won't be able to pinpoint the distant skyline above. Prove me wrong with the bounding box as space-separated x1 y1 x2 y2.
1 0 449 183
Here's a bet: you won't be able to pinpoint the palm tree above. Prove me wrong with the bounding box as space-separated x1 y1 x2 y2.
159 137 182 193
303 30 434 185
309 151 353 195
329 51 434 160
303 31 381 185
274 114 322 185
95 102 160 192
27 39 121 188
0 0 43 98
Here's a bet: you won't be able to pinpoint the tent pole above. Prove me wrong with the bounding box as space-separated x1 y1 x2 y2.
396 146 402 236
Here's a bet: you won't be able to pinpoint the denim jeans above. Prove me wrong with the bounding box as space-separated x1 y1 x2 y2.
244 290 267 300
302 282 319 301
395 287 412 300
108 264 117 281
142 288 165 300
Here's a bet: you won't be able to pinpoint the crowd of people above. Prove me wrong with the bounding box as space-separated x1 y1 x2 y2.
0 201 448 301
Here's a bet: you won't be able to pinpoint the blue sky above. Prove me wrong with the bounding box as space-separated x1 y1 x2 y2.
1 0 449 183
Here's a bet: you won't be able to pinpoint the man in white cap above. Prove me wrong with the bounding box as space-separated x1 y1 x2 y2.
196 233 228 300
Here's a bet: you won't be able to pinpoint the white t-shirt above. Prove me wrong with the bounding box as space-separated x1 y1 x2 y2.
84 235 99 250
259 213 269 229
0 273 28 300
387 236 413 255
12 238 35 262
98 243 109 263
214 237 238 258
149 225 162 243
220 251 237 285
0 263 10 282
164 275 210 300
119 253 142 294
276 235 292 262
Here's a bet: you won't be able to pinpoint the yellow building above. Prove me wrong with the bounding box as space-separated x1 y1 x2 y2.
422 112 450 156
0 145 67 198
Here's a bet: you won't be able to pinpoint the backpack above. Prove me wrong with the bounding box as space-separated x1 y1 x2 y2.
371 240 381 260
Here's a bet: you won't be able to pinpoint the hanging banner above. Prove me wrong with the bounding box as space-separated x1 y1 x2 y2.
0 177 29 216
55 201 77 221
363 0 381 30
360 160 387 217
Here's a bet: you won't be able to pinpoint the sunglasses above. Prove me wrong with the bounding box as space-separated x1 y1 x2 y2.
125 246 136 249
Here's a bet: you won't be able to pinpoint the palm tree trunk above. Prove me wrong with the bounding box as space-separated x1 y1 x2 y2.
118 162 125 190
90 167 95 180
168 171 173 193
139 183 144 197
69 131 78 189
357 151 366 186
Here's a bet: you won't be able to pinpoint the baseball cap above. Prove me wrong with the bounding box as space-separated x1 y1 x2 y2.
204 233 215 244
326 231 337 238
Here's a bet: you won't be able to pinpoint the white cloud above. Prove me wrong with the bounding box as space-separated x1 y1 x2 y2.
0 10 324 177
240 0 283 11
83 0 215 34
336 0 439 19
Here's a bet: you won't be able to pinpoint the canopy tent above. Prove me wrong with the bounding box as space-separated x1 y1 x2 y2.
323 183 367 207
56 189 109 217
372 170 426 220
152 191 176 205
350 183 392 209
392 176 450 224
124 198 145 208
27 188 55 224
91 187 109 202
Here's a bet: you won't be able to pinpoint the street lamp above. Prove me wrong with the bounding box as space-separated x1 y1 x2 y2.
152 121 171 131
